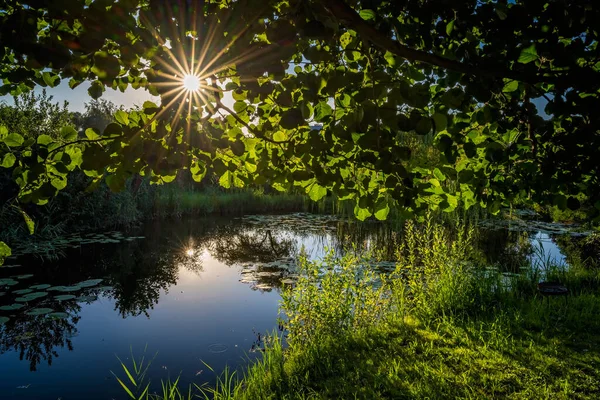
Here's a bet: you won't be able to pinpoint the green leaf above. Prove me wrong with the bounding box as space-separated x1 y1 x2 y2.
20 209 35 235
219 170 232 189
37 134 53 146
104 123 122 137
273 131 287 142
518 44 538 64
85 128 101 140
502 80 519 93
92 53 120 80
115 110 129 125
25 307 54 316
432 113 447 132
384 51 397 67
4 133 24 147
433 168 446 181
308 183 327 201
142 101 159 114
88 80 104 99
314 101 333 122
280 108 304 130
190 160 206 182
415 117 432 135
354 204 372 221
0 241 11 265
60 126 78 141
443 194 458 212
359 9 376 20
233 101 247 113
42 72 59 87
106 173 127 192
446 20 455 36
1 153 16 168
374 199 390 220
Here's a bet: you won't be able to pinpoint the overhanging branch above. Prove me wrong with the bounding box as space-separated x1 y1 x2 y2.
321 0 571 86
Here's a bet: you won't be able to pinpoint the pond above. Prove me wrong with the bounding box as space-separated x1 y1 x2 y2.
0 213 582 399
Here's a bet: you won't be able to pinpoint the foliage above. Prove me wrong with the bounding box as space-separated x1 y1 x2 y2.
281 250 391 346
71 99 120 134
0 0 599 240
0 89 72 139
395 215 494 319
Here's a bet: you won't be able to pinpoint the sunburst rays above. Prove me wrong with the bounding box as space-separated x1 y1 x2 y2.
135 1 273 138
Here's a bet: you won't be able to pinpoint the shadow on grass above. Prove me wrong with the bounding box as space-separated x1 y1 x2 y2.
243 293 600 400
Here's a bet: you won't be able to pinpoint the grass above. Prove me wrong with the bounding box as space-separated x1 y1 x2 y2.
151 186 319 218
114 215 600 399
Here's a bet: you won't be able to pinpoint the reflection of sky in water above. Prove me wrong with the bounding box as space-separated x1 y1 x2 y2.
0 251 280 400
529 232 567 268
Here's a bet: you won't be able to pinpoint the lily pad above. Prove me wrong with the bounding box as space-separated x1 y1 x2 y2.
47 285 81 292
94 286 113 292
15 292 48 302
14 274 34 280
0 316 9 325
13 289 33 295
0 304 24 311
47 312 69 319
77 279 103 288
76 295 98 302
25 308 54 316
29 284 51 290
54 295 77 301
0 279 18 286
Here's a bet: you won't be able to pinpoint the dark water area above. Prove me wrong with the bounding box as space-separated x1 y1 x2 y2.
0 213 578 399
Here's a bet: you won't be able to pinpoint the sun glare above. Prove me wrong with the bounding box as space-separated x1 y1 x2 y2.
182 74 201 92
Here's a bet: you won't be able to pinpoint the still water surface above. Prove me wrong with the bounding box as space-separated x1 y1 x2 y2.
0 213 569 399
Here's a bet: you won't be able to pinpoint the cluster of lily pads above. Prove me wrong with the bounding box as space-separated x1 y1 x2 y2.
237 256 399 291
242 213 343 234
8 231 145 257
478 218 593 237
0 274 110 325
239 257 300 291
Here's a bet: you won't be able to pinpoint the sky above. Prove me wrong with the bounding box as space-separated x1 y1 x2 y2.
0 80 159 112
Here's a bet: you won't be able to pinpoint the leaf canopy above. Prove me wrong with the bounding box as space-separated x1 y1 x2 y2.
0 0 598 227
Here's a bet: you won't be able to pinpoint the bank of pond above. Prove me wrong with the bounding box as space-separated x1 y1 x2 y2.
0 212 599 399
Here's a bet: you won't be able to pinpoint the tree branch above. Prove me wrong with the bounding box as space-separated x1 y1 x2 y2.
322 0 576 86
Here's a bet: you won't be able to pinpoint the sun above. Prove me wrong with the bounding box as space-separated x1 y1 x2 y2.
182 74 201 92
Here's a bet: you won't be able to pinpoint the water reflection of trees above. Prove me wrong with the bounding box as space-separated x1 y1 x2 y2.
208 227 296 265
0 305 80 371
473 229 534 271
